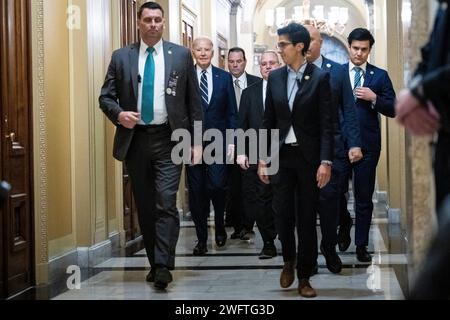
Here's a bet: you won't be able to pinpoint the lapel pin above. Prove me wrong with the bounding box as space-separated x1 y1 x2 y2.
370 71 374 75
304 75 310 81
168 50 172 55
326 64 332 68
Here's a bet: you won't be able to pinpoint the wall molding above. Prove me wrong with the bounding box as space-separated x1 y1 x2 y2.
32 0 49 284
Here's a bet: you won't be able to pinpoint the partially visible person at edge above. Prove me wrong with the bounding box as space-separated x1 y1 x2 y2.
395 0 450 300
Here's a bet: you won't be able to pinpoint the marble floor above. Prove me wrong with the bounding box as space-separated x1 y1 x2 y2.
49 199 407 301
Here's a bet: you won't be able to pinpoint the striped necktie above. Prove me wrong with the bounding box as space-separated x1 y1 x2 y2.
142 47 155 124
200 70 209 109
353 66 363 100
234 79 242 108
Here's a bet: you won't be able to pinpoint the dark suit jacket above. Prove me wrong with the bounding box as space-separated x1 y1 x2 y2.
245 73 262 87
99 41 203 161
203 66 238 133
321 57 361 158
238 79 264 166
414 0 450 132
343 62 396 152
262 63 334 166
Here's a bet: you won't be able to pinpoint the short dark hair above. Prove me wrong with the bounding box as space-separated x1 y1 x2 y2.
277 23 310 55
228 47 246 61
347 28 375 48
138 2 164 19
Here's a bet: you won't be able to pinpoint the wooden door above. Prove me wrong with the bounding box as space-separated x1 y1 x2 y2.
120 0 142 252
0 0 34 298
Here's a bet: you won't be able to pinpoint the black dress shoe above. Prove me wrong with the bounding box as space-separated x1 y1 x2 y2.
356 246 372 263
146 270 155 282
193 242 208 256
154 267 173 290
215 232 228 247
259 241 277 259
338 219 352 252
320 244 342 274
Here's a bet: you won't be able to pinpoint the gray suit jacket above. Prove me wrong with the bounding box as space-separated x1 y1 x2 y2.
99 40 203 161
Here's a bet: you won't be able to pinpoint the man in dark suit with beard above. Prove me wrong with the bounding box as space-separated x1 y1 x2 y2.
99 2 203 290
259 23 334 298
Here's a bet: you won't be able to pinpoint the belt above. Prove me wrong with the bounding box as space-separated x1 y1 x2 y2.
135 123 170 132
285 142 299 147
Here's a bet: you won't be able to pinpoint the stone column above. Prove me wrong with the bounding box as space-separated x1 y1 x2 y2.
402 0 437 281
229 0 240 48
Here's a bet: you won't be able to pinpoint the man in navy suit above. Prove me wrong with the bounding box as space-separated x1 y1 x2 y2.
188 36 238 256
340 28 396 262
304 25 362 274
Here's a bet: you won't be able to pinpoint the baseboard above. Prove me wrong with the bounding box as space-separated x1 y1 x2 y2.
47 233 121 286
376 191 388 204
388 208 401 224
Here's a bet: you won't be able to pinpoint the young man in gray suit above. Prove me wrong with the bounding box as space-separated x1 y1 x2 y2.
99 2 202 290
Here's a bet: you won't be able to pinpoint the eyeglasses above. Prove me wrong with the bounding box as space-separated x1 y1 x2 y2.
276 41 293 50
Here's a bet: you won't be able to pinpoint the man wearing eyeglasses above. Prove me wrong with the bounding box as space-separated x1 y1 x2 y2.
258 23 334 298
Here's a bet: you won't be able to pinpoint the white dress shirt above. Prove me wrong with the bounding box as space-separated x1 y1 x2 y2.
263 79 268 107
137 39 167 125
285 63 307 144
349 61 367 90
233 73 248 90
233 73 248 110
196 65 213 103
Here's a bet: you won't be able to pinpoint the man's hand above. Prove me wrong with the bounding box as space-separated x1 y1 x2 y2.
257 160 270 185
191 145 203 166
348 147 363 163
316 164 331 189
118 111 140 129
237 155 249 170
227 144 235 162
396 89 440 135
355 87 377 103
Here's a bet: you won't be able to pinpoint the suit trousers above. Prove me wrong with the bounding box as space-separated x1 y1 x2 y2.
340 150 380 247
242 168 277 243
125 124 182 270
187 162 227 243
434 132 450 222
271 145 319 279
225 164 253 232
318 156 348 248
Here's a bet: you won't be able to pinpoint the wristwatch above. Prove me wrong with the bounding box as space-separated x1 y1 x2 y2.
321 160 333 167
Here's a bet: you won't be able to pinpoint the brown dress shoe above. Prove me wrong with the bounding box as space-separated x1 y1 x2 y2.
280 261 295 288
298 278 317 298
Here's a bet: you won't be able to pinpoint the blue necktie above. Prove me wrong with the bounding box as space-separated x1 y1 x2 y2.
200 70 209 109
353 67 362 100
142 47 155 124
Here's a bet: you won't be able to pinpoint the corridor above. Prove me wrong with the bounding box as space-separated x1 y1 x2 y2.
47 198 406 300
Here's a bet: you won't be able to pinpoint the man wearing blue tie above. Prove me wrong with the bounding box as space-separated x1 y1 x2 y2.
340 28 396 262
99 2 203 290
188 37 238 256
